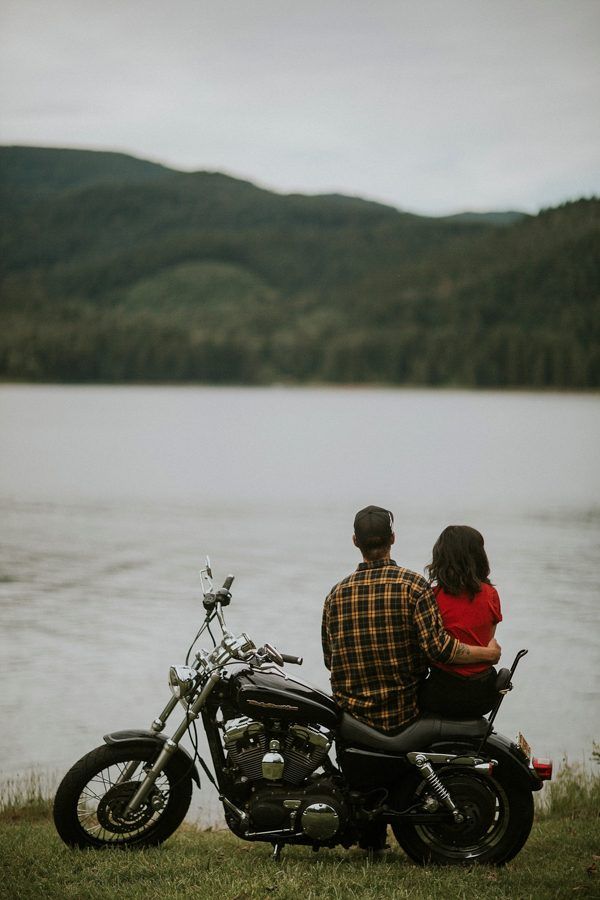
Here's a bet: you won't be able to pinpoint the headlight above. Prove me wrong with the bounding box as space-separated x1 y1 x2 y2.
168 665 199 700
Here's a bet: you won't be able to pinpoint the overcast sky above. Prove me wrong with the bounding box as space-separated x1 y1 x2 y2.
1 0 598 215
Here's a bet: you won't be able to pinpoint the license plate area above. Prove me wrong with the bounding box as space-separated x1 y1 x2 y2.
517 731 532 761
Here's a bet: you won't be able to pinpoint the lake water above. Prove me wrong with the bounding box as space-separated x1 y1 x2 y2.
1 385 598 823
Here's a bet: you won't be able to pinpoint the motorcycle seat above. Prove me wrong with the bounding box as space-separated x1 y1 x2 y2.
338 712 488 753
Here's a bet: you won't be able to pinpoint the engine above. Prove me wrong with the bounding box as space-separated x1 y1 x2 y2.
242 781 348 841
223 717 331 786
222 717 348 841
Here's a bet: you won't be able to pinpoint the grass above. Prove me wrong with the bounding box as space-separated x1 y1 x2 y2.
0 768 57 821
1 759 599 900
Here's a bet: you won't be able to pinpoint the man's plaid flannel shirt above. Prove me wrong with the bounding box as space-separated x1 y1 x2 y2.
321 558 459 732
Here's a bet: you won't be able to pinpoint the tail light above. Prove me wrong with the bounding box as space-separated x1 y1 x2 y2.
532 757 553 781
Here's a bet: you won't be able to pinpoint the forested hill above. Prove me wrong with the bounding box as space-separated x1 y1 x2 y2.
1 146 598 388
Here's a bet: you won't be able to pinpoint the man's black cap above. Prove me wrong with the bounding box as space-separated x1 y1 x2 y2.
353 505 394 543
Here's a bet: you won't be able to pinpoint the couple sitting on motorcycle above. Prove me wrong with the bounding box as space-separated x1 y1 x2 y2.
322 505 503 853
321 506 502 734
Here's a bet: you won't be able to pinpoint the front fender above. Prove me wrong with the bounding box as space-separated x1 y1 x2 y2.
103 729 201 787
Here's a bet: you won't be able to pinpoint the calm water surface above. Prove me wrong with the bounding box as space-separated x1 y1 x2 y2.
1 385 598 822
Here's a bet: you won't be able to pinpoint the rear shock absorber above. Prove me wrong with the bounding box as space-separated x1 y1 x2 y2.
408 753 464 824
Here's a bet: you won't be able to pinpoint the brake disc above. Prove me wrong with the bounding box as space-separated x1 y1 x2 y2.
96 781 159 833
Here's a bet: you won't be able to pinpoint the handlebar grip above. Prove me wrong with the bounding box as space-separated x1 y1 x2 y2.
222 575 235 591
280 652 303 665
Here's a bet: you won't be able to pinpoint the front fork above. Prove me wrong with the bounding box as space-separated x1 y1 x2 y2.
122 671 221 816
114 696 180 787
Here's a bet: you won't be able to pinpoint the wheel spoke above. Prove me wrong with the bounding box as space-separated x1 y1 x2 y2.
80 787 103 802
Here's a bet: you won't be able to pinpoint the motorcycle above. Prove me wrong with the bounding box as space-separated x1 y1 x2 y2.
54 561 552 865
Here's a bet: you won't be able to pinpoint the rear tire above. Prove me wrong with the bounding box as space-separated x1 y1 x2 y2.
392 765 534 865
53 742 193 849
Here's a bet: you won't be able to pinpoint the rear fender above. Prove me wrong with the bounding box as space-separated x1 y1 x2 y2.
103 729 201 787
429 731 543 792
483 731 544 792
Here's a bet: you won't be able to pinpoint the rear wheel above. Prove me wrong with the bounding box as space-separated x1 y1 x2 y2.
53 742 193 849
392 765 534 865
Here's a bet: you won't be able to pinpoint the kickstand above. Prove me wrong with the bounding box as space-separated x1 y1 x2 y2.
272 842 284 862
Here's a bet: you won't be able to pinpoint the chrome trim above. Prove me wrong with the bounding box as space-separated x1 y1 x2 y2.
289 724 331 752
222 716 265 747
407 751 458 765
169 665 199 699
221 796 249 826
262 740 285 780
301 803 340 840
246 699 299 711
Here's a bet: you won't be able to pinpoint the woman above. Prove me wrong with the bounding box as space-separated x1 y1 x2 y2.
420 525 502 717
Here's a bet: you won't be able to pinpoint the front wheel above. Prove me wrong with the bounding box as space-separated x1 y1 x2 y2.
53 742 193 849
392 765 534 865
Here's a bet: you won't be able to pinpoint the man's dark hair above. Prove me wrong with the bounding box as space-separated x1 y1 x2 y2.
426 525 491 599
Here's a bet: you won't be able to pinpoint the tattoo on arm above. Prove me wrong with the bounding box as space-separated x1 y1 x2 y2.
453 643 472 662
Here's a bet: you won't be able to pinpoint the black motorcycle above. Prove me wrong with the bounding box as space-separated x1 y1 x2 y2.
54 562 552 865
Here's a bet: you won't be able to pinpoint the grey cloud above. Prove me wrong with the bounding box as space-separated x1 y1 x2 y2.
1 0 598 213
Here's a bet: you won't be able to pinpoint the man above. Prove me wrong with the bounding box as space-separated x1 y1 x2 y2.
322 505 501 734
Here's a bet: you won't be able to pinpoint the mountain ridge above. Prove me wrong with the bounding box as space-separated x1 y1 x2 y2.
0 146 597 388
0 145 526 222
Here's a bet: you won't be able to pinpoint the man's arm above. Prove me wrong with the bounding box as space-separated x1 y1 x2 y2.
450 637 501 665
413 585 459 663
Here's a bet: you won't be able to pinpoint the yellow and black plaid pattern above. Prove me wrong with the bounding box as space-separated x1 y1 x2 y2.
322 559 459 733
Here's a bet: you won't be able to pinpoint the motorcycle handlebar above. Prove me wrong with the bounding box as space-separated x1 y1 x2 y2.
202 575 234 611
280 652 303 666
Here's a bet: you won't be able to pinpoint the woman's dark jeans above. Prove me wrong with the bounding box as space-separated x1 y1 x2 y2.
419 666 498 718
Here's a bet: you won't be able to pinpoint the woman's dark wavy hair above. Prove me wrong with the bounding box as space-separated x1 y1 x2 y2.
426 525 492 598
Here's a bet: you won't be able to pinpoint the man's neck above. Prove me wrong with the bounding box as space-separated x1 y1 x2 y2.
361 552 392 564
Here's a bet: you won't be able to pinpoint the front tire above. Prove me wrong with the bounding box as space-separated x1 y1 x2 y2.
53 742 193 849
392 765 534 865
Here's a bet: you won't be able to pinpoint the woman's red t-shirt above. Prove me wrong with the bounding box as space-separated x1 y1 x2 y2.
434 582 502 676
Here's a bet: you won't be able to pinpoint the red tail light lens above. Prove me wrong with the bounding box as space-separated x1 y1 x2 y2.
532 757 553 780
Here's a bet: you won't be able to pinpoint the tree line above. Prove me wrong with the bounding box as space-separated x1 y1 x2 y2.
1 147 598 388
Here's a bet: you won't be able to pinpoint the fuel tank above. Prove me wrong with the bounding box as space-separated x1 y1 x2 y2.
234 667 340 728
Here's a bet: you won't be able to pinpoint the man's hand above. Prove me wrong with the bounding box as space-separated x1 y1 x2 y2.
487 637 501 664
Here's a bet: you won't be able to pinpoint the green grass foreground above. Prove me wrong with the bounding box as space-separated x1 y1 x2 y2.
1 762 599 900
